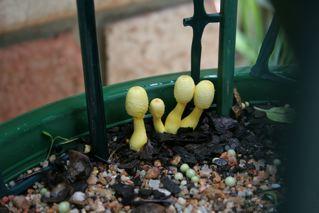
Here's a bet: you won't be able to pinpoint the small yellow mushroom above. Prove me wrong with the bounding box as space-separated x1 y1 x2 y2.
181 80 215 129
125 86 149 151
149 98 165 133
165 75 195 134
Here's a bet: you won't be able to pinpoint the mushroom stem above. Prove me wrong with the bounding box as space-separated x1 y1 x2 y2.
153 117 165 133
180 107 203 129
165 102 186 134
125 86 149 151
149 98 165 133
130 117 147 151
180 80 215 129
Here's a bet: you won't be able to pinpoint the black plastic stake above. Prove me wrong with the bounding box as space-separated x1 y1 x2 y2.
183 0 221 84
76 0 108 161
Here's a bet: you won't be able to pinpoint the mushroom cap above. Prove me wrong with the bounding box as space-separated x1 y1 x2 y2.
194 80 215 109
149 98 165 118
174 75 195 104
125 86 149 118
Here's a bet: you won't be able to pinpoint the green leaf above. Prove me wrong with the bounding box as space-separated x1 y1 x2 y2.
254 106 295 123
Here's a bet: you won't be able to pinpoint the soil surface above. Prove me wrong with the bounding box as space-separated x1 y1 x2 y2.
1 105 289 212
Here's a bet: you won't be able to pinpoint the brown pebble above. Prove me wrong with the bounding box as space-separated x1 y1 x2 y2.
154 160 162 167
87 175 98 185
132 203 166 213
12 196 30 210
107 201 123 212
203 188 225 200
145 167 160 179
170 155 181 166
213 172 221 183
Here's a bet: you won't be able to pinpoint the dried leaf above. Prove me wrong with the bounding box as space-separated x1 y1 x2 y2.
233 88 242 106
254 106 295 123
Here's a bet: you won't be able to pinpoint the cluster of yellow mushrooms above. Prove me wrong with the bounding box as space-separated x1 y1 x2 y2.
125 75 215 152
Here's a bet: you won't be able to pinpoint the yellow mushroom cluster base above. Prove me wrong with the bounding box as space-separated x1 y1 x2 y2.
125 76 215 152
125 86 149 152
164 75 195 134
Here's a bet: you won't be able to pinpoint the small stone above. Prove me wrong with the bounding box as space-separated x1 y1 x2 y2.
41 160 49 168
161 177 181 195
149 179 160 189
189 188 199 196
171 155 181 166
213 172 221 183
70 191 86 203
49 154 56 162
177 197 187 206
271 183 281 189
12 196 30 210
266 165 277 176
174 172 184 181
153 190 166 199
87 175 98 185
225 176 236 187
145 167 160 179
186 169 196 179
157 188 171 197
132 203 167 213
199 165 212 178
180 180 187 186
94 200 105 212
27 170 32 174
139 189 153 198
154 160 162 167
227 149 236 157
40 188 49 196
58 201 70 213
212 158 228 167
70 209 80 213
180 164 190 173
84 145 91 153
191 176 199 183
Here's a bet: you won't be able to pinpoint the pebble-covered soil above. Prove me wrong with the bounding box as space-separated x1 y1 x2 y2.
0 105 288 212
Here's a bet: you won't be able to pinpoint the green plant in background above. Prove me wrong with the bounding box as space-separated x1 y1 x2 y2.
236 0 294 66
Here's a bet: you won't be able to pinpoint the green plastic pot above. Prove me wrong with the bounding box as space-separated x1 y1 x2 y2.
0 66 295 196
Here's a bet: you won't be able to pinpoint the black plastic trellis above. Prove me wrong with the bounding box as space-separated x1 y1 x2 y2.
184 0 238 116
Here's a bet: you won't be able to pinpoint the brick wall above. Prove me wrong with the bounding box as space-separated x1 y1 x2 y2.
0 0 219 122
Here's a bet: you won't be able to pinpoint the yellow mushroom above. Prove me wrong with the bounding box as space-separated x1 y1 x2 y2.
125 86 149 151
149 98 165 133
181 80 215 129
165 75 195 134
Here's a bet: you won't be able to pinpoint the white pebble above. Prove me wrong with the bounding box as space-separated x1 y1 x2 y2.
174 172 184 181
177 197 187 206
49 155 56 162
186 169 196 178
191 176 200 183
40 188 48 196
225 176 236 187
180 180 187 186
58 201 70 213
180 164 190 173
227 149 236 157
71 191 86 202
149 179 160 189
84 145 91 153
271 183 281 189
157 188 171 197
